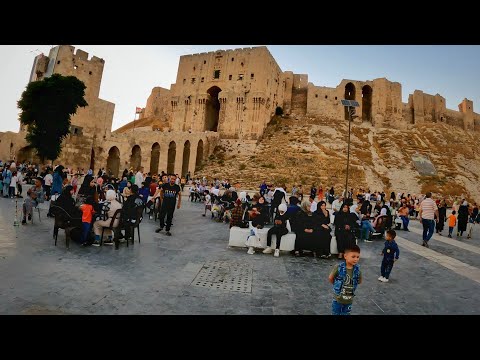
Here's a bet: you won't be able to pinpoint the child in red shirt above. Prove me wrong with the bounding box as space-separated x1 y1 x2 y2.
80 196 95 246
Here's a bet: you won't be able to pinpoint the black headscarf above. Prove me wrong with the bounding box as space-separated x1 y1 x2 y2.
55 185 80 217
78 175 94 196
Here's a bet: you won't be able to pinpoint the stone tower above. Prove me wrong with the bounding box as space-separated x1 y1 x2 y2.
29 45 115 139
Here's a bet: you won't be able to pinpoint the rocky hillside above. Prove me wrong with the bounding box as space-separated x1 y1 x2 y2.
196 115 480 204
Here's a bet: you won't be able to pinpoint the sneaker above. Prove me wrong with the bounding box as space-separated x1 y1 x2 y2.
165 231 172 236
155 228 163 233
202 214 206 217
27 214 31 221
423 241 429 248
378 276 385 281
380 277 389 282
467 236 471 239
274 249 280 257
247 247 255 255
104 240 114 246
372 232 381 236
21 219 26 225
448 234 452 238
364 239 373 243
81 242 90 247
263 247 274 254
92 240 101 247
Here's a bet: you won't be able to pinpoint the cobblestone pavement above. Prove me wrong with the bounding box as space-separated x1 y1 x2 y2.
0 193 479 315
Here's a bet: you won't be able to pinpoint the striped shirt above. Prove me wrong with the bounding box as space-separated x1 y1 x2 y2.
420 198 437 220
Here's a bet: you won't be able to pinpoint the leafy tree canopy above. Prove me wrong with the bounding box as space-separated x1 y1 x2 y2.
17 73 88 162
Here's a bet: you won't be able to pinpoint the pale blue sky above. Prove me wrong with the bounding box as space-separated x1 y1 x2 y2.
1 45 479 132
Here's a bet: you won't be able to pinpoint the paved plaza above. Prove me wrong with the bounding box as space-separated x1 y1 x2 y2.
0 192 479 315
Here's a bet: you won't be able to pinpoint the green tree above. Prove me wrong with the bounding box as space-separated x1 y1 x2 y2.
17 73 88 163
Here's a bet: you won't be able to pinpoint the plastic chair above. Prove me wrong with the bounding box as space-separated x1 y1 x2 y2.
51 204 79 249
100 208 122 246
129 205 144 244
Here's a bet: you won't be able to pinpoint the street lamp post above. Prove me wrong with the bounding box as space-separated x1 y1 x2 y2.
341 100 359 203
345 106 352 201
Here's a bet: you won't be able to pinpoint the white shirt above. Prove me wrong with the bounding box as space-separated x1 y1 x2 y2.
332 199 343 212
205 194 211 206
10 175 17 188
265 190 274 203
44 173 53 186
365 192 371 201
310 201 317 213
135 171 144 187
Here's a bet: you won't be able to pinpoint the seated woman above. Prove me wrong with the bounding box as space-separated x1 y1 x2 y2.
55 185 82 219
122 184 144 241
246 195 268 255
92 189 122 246
78 174 98 205
22 177 45 224
50 185 83 241
373 207 388 233
291 199 322 257
122 180 133 199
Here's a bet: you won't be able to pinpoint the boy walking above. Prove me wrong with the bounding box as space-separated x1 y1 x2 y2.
328 245 362 315
447 210 457 238
378 229 400 283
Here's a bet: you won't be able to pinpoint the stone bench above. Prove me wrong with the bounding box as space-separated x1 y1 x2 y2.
228 220 338 254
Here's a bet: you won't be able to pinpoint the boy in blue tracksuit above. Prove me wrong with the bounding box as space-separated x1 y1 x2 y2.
329 244 362 315
378 229 400 283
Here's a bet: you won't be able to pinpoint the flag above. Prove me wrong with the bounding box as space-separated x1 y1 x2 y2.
135 107 142 114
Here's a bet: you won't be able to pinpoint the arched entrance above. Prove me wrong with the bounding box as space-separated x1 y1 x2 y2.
89 148 95 172
195 139 203 171
182 140 191 177
344 82 356 120
362 85 373 122
130 145 141 171
205 86 221 132
150 142 160 175
167 141 176 174
106 146 120 178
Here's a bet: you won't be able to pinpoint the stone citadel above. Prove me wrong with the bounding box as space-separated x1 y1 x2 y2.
0 45 478 177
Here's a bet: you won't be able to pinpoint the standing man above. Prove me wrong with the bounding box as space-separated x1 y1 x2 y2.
418 192 438 248
155 174 182 236
135 166 145 188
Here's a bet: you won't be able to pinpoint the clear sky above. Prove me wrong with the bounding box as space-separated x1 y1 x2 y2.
1 45 479 133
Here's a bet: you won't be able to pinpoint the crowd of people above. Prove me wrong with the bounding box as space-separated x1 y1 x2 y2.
2 158 480 315
0 159 189 247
